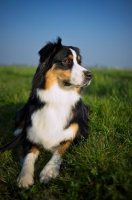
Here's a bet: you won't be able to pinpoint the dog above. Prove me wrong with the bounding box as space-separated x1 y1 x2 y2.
13 37 92 189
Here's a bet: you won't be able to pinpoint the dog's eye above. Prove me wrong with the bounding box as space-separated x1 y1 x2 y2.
63 59 72 65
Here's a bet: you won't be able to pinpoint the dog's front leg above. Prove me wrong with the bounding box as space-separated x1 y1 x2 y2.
39 122 79 184
40 141 71 184
17 146 39 189
63 123 79 141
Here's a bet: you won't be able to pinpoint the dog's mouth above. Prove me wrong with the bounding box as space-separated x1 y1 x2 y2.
57 77 72 87
63 72 92 88
63 80 72 87
62 80 91 88
57 70 92 88
58 75 92 88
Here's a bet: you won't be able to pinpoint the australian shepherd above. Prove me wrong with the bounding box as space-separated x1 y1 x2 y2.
13 37 92 189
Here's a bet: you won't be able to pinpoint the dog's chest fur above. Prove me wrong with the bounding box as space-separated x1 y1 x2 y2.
27 83 80 150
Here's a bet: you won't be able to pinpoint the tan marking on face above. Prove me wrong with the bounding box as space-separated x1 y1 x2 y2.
68 54 73 59
30 146 39 154
55 69 71 80
57 141 71 155
45 64 71 89
78 55 81 61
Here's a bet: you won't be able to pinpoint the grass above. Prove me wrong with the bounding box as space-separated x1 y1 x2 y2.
0 66 132 200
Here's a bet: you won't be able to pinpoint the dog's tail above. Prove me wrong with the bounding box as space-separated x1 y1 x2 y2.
0 132 23 152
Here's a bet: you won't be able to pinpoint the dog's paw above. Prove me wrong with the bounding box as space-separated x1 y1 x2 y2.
39 163 60 184
17 173 34 189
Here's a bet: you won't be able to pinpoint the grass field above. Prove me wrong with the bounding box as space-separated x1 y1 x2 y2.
0 66 132 200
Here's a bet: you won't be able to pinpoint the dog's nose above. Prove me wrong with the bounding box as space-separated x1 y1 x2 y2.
83 71 92 80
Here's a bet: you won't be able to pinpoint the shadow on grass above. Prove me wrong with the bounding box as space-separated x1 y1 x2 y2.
0 103 24 144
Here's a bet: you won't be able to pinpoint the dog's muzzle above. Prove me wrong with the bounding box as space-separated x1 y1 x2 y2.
82 70 92 86
84 70 92 81
63 70 92 88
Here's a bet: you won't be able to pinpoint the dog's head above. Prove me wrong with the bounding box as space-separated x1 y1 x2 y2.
32 37 92 91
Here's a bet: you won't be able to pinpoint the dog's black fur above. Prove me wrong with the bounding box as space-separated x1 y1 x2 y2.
0 38 92 188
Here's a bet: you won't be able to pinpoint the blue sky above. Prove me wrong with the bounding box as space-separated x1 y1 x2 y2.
0 0 132 67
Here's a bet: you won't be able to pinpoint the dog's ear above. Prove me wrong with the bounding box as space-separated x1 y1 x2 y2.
38 37 62 63
31 38 62 94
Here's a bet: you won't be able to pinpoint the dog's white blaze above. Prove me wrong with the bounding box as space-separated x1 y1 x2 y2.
17 151 39 188
40 152 62 184
27 85 80 150
70 48 87 86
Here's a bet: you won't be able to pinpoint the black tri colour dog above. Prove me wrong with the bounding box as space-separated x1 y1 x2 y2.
2 37 92 189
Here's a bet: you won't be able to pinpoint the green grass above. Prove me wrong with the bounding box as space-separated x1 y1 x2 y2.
0 66 132 200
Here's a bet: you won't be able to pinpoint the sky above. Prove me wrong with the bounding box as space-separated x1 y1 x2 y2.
0 0 132 68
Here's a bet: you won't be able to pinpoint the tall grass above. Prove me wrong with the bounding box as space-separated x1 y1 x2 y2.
0 66 132 200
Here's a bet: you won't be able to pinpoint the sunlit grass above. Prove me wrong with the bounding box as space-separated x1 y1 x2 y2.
0 66 132 200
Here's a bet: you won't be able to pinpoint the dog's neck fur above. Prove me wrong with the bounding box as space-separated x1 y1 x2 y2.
36 83 80 106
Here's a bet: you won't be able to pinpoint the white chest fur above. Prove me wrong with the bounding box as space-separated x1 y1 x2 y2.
27 84 80 151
